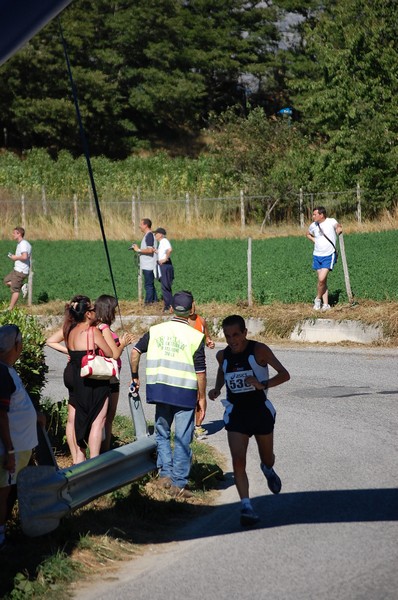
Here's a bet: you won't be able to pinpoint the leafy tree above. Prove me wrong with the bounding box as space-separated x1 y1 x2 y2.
0 0 282 156
283 0 398 213
207 105 315 221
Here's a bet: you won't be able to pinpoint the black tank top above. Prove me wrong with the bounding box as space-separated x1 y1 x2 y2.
222 340 269 406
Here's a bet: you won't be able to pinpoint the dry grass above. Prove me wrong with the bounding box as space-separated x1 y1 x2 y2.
2 207 398 241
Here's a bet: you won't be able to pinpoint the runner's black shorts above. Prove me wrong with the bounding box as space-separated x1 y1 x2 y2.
223 398 276 436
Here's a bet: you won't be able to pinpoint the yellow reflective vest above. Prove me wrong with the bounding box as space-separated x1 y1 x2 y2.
146 320 204 408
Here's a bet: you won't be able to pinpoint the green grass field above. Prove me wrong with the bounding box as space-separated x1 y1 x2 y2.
0 230 397 306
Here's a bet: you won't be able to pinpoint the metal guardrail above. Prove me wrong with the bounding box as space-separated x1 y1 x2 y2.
17 387 157 537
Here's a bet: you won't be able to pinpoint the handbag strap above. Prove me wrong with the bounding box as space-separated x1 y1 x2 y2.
317 223 337 252
86 326 96 356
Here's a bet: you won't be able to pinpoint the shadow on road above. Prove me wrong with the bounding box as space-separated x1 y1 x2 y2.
172 487 398 540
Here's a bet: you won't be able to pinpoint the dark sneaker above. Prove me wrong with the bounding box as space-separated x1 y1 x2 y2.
240 507 260 527
260 463 282 494
168 485 193 499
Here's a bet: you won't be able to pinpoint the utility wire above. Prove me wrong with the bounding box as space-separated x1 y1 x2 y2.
58 18 132 367
58 17 118 303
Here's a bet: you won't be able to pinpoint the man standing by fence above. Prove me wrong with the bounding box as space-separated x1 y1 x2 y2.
3 227 31 310
306 207 342 311
130 218 158 305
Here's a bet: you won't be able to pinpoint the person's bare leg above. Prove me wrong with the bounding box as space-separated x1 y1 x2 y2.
227 431 250 499
256 432 282 493
255 433 275 468
66 404 78 463
75 446 86 464
8 291 20 310
88 398 109 459
316 268 329 304
101 391 118 453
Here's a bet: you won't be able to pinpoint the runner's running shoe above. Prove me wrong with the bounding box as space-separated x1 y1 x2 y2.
240 506 260 527
260 463 282 494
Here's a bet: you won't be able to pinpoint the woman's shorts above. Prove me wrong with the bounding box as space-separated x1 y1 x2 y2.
223 398 276 436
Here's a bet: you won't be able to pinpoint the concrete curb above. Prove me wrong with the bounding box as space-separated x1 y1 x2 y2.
290 318 383 344
39 315 384 345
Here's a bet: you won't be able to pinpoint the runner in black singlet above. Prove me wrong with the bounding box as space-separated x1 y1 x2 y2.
209 315 290 527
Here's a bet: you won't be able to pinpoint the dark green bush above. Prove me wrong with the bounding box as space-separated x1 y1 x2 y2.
0 306 48 406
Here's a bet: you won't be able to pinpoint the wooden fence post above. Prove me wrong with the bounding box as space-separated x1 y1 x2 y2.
247 237 252 307
338 233 353 304
21 194 26 229
240 190 245 231
356 183 362 223
299 187 304 228
131 193 137 234
137 266 142 303
42 186 47 216
27 255 33 307
73 194 78 239
185 192 191 223
88 185 95 216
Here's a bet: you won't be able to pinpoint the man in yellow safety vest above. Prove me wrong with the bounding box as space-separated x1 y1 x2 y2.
131 291 206 498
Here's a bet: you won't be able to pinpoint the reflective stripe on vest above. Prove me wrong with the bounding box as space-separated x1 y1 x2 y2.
146 321 204 390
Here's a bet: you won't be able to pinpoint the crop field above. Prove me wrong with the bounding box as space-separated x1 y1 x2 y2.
0 230 397 306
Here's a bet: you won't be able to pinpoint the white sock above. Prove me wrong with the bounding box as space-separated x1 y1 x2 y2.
261 463 274 476
241 497 252 510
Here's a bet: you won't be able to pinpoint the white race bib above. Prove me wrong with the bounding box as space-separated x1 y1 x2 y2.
225 369 255 394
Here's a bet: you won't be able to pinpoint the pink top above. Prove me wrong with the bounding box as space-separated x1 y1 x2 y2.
98 323 122 369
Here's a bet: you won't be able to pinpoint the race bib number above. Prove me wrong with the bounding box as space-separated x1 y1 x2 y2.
225 369 255 394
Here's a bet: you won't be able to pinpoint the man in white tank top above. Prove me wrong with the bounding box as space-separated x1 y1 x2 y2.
3 226 32 310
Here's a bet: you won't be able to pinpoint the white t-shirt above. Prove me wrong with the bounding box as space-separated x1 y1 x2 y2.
157 237 172 262
15 239 32 275
309 218 338 257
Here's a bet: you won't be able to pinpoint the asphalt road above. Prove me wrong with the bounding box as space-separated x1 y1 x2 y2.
44 343 398 600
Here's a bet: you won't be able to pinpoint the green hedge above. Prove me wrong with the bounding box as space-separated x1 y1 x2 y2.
0 308 47 406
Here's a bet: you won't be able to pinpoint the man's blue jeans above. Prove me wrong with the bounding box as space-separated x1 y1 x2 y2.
143 269 158 304
155 403 195 488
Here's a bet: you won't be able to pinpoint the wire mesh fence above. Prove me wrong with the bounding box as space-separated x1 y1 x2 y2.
0 185 364 238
